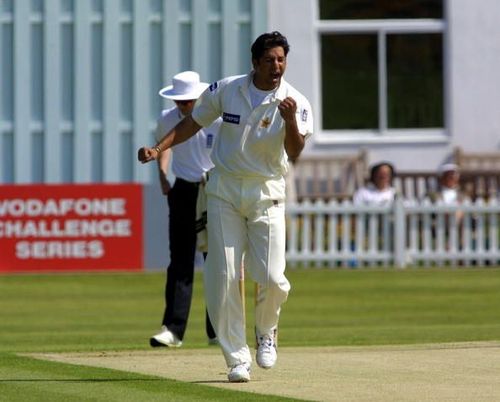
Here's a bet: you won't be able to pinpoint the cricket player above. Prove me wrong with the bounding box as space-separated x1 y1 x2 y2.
138 31 313 382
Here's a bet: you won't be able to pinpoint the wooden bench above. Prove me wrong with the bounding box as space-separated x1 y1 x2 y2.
291 150 367 201
393 172 438 200
395 170 500 200
290 146 500 202
454 146 500 170
293 168 499 202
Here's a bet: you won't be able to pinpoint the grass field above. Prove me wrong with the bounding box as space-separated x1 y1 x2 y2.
1 267 500 401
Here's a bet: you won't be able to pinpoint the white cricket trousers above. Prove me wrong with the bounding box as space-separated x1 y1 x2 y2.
204 170 290 368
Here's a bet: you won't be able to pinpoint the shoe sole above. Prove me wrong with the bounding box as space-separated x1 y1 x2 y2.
228 377 250 383
228 364 251 382
228 374 250 383
256 361 275 369
149 337 182 348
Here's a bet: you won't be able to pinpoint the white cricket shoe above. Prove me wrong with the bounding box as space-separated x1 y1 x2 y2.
150 326 182 347
228 362 251 383
256 332 277 369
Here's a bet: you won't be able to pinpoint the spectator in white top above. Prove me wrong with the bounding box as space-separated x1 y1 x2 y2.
433 163 463 204
428 163 465 224
353 162 396 205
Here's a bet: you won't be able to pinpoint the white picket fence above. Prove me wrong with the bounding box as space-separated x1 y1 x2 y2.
286 197 500 268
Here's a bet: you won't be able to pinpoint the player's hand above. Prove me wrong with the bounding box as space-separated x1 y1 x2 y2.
278 97 297 124
137 147 158 164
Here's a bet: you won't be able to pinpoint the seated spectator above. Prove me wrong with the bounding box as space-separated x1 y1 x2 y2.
353 161 396 205
428 163 464 204
428 163 466 237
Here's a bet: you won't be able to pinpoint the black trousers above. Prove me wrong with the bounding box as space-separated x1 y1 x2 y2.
162 178 216 340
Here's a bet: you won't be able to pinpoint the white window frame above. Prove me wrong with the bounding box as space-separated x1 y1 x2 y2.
313 15 449 145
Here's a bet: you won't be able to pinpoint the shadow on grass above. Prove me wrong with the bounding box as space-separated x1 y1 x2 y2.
0 378 164 382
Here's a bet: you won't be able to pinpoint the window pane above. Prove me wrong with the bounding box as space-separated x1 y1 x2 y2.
320 0 443 20
387 33 443 128
321 34 378 130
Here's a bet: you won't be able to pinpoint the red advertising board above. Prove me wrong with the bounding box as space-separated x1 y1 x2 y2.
0 184 143 272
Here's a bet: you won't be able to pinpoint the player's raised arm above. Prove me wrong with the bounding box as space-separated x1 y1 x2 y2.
279 96 305 160
137 115 202 163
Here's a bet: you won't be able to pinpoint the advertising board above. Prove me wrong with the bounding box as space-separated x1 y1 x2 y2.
0 184 143 272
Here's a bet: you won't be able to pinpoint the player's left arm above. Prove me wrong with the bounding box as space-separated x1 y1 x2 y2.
279 96 307 160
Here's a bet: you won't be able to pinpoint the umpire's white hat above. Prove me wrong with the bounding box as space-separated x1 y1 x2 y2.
159 71 209 100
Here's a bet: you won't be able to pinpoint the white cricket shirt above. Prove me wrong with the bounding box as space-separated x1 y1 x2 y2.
191 73 313 179
155 107 220 182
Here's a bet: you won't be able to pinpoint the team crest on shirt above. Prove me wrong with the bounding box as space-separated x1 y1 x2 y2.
301 108 308 122
260 117 271 128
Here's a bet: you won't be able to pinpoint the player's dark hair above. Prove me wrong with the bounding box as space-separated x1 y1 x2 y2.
251 31 290 60
369 161 396 184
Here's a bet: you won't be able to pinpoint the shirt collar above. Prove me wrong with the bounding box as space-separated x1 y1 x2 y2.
243 72 287 103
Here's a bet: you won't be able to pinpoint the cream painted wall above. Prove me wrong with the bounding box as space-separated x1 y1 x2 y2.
447 0 500 151
267 0 500 171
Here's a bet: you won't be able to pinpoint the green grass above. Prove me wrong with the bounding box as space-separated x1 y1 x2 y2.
1 267 500 401
283 268 500 346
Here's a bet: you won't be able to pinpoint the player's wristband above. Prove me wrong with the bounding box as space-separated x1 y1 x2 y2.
154 145 162 154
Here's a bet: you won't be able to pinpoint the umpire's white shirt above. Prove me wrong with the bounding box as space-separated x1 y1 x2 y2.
155 107 220 182
192 73 313 182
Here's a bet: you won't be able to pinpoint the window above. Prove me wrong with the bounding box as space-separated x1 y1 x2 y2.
322 34 378 130
319 0 443 20
318 0 445 142
387 33 443 129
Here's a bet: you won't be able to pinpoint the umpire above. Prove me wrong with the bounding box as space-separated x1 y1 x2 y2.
150 71 220 347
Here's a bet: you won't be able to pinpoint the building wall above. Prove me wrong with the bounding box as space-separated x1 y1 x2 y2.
448 0 500 152
3 0 499 180
5 0 498 182
0 0 267 185
268 0 500 171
